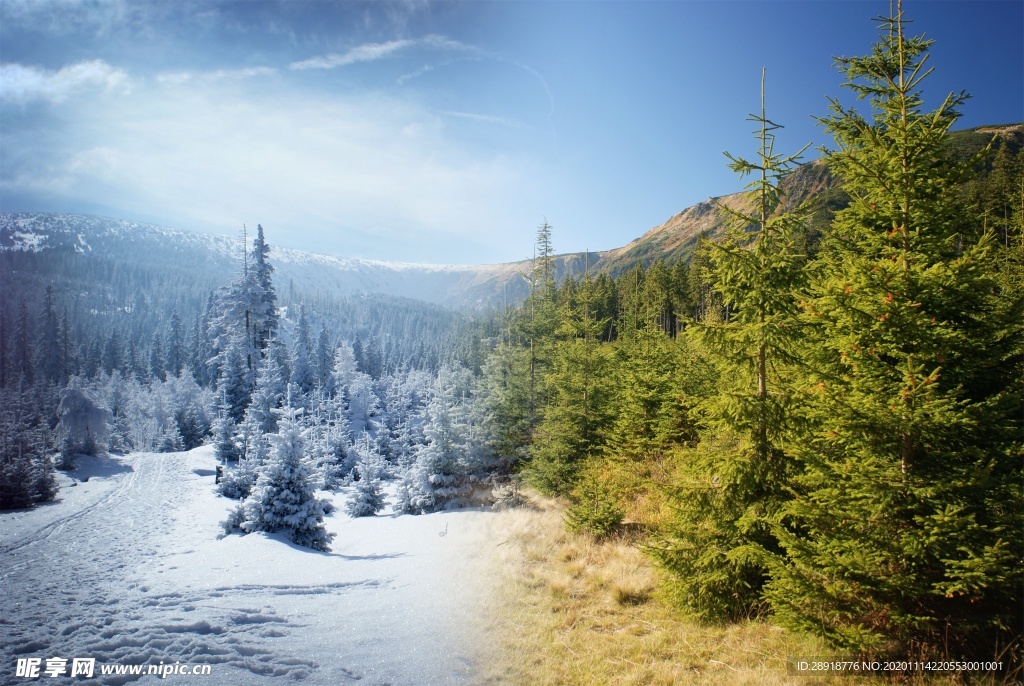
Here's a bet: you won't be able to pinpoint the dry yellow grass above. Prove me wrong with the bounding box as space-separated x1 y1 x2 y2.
477 492 986 686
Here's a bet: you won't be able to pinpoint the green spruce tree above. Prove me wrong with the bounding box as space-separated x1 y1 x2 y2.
650 69 809 621
767 3 1024 657
528 255 613 496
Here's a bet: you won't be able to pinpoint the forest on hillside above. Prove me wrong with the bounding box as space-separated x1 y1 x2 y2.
1 3 1021 670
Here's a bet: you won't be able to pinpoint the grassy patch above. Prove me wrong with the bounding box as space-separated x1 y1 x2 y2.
479 492 991 686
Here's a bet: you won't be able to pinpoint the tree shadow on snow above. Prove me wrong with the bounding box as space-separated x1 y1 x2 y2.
267 532 409 561
64 453 133 483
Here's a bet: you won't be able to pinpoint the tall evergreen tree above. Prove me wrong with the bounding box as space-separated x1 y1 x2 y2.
0 309 8 388
166 311 184 378
14 301 34 385
290 305 315 398
651 70 809 621
313 323 333 393
101 327 121 378
36 285 62 385
220 339 250 425
149 334 166 382
527 262 613 496
244 349 287 436
767 4 1023 656
250 224 278 355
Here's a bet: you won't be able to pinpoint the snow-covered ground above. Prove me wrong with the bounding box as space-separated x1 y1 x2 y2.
0 447 498 685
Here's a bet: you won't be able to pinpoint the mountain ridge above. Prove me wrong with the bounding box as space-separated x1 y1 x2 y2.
3 123 1019 309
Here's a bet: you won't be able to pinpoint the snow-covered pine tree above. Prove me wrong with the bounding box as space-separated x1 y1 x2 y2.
220 339 251 425
313 323 333 395
345 373 379 436
0 386 58 509
149 333 166 382
166 311 184 378
346 441 386 517
244 349 286 436
57 384 111 468
249 224 278 355
156 423 184 452
331 341 358 393
401 369 470 514
36 285 62 385
236 394 334 551
290 306 315 401
213 412 241 462
167 371 212 449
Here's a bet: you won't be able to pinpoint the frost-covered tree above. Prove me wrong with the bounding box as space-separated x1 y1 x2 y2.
249 224 278 354
0 387 58 510
244 349 287 436
167 371 213 449
36 285 62 385
345 373 379 436
220 340 250 424
331 341 358 392
234 399 334 551
156 424 184 452
14 301 35 385
290 305 315 400
213 413 241 462
399 370 470 514
313 323 333 395
346 442 386 517
166 311 184 378
149 334 166 382
57 384 110 468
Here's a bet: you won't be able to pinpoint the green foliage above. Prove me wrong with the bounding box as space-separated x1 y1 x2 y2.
650 70 809 622
565 467 624 538
608 327 707 462
766 5 1024 658
477 344 535 472
475 11 1022 660
526 260 614 495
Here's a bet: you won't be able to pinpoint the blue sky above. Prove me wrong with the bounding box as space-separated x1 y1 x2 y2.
1 0 1021 265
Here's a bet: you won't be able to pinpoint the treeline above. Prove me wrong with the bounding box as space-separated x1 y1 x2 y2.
479 9 1023 662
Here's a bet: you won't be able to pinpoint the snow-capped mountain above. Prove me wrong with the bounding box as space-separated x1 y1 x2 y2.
0 213 528 309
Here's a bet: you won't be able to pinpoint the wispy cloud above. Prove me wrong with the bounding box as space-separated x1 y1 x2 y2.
289 35 474 70
156 66 277 86
442 111 525 129
0 60 131 104
397 64 433 86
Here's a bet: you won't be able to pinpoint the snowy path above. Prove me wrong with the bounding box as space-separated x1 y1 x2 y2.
1 447 497 685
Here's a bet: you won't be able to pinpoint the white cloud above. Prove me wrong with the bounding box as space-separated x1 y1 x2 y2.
289 35 474 70
0 60 131 104
2 77 539 262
